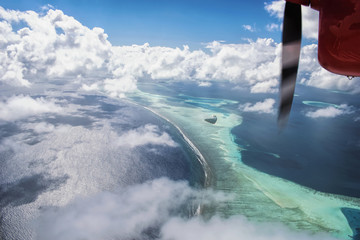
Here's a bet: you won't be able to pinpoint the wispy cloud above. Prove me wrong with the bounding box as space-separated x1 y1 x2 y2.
40 4 55 11
198 81 212 87
266 23 280 32
264 0 284 19
243 24 255 32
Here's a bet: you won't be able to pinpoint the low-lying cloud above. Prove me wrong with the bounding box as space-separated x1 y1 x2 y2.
35 178 229 240
118 124 178 148
35 178 336 240
0 95 63 121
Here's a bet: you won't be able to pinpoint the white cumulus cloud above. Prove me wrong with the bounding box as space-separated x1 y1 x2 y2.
0 95 63 121
0 6 136 95
250 78 278 93
1 5 359 98
0 6 282 95
239 98 276 114
118 124 178 148
109 38 281 93
103 75 138 98
305 104 353 118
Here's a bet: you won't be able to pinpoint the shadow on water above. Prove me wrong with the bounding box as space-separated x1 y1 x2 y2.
341 208 360 240
0 174 68 208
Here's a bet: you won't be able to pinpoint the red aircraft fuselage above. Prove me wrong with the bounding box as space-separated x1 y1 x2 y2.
288 0 360 77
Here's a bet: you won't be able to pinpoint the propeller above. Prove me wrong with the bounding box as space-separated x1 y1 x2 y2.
278 1 302 127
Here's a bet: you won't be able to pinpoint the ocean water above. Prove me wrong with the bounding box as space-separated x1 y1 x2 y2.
130 81 360 238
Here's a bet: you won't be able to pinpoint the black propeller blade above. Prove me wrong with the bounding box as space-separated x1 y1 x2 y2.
278 1 302 127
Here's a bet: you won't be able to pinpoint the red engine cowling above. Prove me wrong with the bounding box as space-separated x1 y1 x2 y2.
287 0 360 77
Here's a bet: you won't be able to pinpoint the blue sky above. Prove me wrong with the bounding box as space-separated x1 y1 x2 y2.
0 0 281 48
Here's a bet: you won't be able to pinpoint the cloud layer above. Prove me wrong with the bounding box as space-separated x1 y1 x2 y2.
109 39 281 94
1 6 279 94
264 0 319 40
